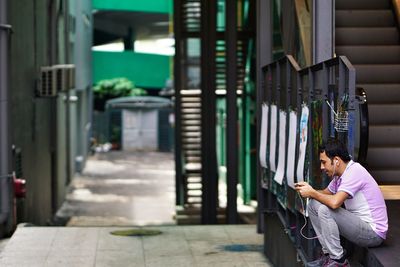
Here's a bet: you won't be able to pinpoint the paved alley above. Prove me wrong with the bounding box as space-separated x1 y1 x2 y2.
55 151 176 226
0 151 272 266
0 224 271 267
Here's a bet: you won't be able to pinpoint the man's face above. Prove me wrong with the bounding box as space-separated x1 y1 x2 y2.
320 151 335 178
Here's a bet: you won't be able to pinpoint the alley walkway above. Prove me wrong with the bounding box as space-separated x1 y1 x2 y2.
55 151 176 226
0 225 271 267
0 151 272 266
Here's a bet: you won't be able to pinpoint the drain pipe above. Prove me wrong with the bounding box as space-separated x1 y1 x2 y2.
0 0 13 228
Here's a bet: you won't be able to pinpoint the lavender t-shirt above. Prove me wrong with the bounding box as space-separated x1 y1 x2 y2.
327 160 388 239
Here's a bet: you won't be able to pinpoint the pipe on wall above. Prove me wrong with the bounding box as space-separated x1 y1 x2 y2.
0 0 13 230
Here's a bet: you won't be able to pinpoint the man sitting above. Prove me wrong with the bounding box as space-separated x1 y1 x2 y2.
295 138 388 267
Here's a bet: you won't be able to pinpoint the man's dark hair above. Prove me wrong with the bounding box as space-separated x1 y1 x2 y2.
319 138 351 163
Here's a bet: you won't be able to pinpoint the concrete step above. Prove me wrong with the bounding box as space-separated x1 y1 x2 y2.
182 132 201 137
366 147 400 169
181 108 201 114
184 156 201 163
185 162 201 171
181 97 201 102
354 65 400 83
186 196 202 204
186 176 201 183
336 46 400 64
182 119 201 126
182 137 201 144
184 150 201 156
368 104 400 125
182 102 201 108
182 114 201 119
181 89 201 96
175 208 256 225
336 10 395 27
370 169 400 185
176 206 225 216
336 0 390 10
369 125 400 146
182 125 201 131
183 144 201 150
187 189 202 197
336 28 399 45
379 185 400 199
358 84 400 104
187 183 202 190
175 214 226 225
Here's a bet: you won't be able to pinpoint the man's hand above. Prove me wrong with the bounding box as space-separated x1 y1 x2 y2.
295 181 349 209
294 181 315 198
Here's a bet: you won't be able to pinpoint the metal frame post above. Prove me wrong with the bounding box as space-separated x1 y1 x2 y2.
226 0 238 224
201 0 218 224
173 0 184 206
256 0 273 233
312 0 334 64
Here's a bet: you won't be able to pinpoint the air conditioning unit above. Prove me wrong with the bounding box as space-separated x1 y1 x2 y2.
53 64 73 92
38 64 76 97
53 65 68 92
38 66 57 97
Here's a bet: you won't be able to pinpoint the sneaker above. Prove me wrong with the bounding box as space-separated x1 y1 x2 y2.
323 258 350 267
306 254 329 267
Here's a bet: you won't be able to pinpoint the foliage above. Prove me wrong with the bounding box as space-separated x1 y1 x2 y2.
93 77 147 110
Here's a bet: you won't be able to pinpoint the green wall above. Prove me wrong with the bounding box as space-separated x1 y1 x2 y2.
92 0 172 13
93 51 171 89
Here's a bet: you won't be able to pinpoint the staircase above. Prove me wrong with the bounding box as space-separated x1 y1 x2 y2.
174 0 255 223
181 89 202 207
178 89 231 224
336 0 400 185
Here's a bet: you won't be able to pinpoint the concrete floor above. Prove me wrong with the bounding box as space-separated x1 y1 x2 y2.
0 225 271 267
0 151 272 266
55 151 176 226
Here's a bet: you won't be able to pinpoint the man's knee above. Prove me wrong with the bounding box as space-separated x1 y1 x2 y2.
308 199 331 217
317 204 332 218
308 199 323 212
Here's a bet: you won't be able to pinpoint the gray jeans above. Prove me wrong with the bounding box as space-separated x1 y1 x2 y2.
308 199 384 259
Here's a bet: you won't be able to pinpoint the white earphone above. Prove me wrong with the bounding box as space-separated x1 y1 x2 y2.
332 159 338 177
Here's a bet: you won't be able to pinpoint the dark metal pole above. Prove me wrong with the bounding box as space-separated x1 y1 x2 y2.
173 0 184 206
226 0 238 224
48 0 59 214
123 27 134 51
256 0 273 233
201 0 218 224
312 0 334 64
64 0 71 185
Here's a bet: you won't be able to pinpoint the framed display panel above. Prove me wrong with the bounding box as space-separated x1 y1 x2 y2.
259 55 356 262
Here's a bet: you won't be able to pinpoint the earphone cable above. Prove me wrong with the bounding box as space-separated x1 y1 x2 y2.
299 195 320 240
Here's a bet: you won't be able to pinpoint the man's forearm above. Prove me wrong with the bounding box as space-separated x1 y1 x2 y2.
317 189 332 195
310 190 342 209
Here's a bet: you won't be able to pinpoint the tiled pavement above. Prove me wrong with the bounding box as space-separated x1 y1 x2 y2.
0 151 272 266
0 225 272 267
